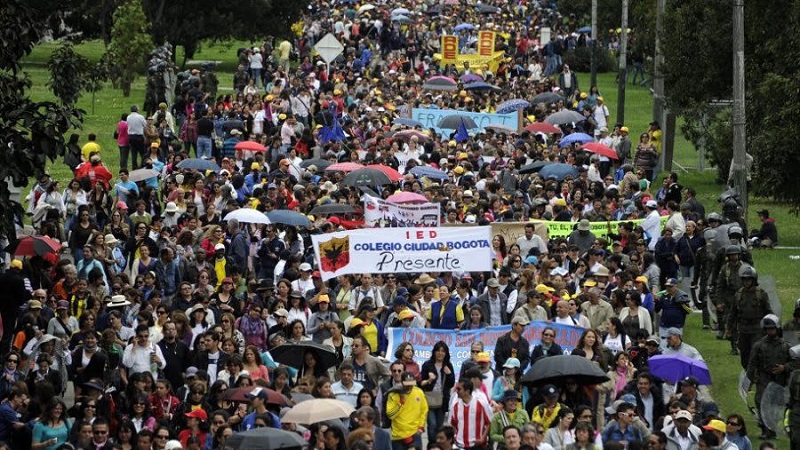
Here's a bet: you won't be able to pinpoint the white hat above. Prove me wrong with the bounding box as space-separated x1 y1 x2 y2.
463 190 474 198
107 295 132 308
214 243 226 251
465 214 477 223
104 233 119 245
230 129 242 136
165 202 178 213
299 262 313 272
321 181 338 192
164 440 184 450
646 200 658 208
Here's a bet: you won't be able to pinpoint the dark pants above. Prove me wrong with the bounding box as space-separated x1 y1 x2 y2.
118 145 131 170
128 134 145 169
738 332 761 369
391 434 422 450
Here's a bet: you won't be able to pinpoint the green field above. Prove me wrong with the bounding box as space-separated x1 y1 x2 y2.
22 40 800 445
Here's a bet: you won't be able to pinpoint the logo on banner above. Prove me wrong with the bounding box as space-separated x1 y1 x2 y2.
477 31 496 56
442 35 458 62
319 236 351 273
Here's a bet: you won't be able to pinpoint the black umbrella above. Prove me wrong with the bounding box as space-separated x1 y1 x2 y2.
521 355 610 386
271 342 338 372
300 158 332 170
532 92 565 105
544 110 586 125
227 427 307 450
309 204 357 215
438 115 478 129
341 168 393 188
518 160 554 175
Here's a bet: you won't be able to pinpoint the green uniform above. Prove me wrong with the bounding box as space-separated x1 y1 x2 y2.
727 285 772 368
786 369 800 450
747 334 793 431
714 261 743 340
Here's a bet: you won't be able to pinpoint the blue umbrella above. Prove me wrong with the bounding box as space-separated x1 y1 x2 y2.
392 7 410 15
267 210 312 227
496 99 531 114
539 163 579 181
177 158 221 172
438 115 477 129
577 26 592 34
392 15 411 23
319 104 346 144
410 166 449 180
647 354 712 385
464 81 500 91
558 132 594 147
454 23 475 32
393 118 424 128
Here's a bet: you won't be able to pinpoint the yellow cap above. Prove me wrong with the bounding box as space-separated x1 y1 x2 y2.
266 95 274 101
454 166 464 174
334 89 342 95
278 113 287 120
584 279 598 287
448 140 457 147
459 90 467 97
555 198 567 206
597 96 604 102
10 259 23 270
251 162 260 170
535 284 555 293
580 93 588 99
350 318 364 329
620 126 629 133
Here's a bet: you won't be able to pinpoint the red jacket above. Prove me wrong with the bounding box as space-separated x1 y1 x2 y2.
75 162 112 189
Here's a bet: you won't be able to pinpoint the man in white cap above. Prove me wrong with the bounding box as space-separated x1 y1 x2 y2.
661 410 701 449
642 200 662 251
162 202 179 228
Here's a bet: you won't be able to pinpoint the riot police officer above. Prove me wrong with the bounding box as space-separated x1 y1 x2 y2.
726 266 772 368
714 245 745 352
747 314 793 439
784 344 800 450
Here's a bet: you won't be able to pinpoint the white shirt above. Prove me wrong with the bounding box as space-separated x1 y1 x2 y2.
642 209 662 250
122 342 166 375
331 381 364 407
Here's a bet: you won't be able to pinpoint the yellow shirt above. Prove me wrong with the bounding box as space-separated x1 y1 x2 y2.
81 141 101 161
361 322 379 354
386 387 428 440
214 257 227 288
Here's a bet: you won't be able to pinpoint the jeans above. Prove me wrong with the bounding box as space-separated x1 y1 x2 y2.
427 407 446 442
197 136 213 159
119 145 131 170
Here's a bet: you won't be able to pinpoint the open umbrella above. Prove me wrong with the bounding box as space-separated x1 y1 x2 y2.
357 4 375 13
300 158 332 170
266 210 312 227
464 82 500 91
177 158 221 172
484 124 517 135
496 99 531 114
391 7 410 15
325 162 364 173
521 355 610 386
366 164 403 182
281 399 356 425
393 118 424 128
647 354 712 385
271 341 338 372
558 132 594 147
342 168 393 187
410 166 449 180
525 122 562 134
532 92 565 105
438 115 478 129
6 235 62 257
518 160 554 175
476 4 500 13
454 23 475 32
386 192 429 204
392 15 411 23
539 163 579 181
393 130 430 142
235 141 267 152
422 81 459 92
227 427 307 450
460 73 483 83
428 75 457 84
127 168 160 183
581 142 619 160
223 208 271 225
544 110 586 125
310 204 357 215
577 26 592 34
225 387 288 405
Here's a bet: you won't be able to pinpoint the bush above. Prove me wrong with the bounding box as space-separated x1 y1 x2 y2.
563 47 617 73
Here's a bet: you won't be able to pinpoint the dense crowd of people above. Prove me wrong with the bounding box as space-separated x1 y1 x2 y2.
0 1 792 450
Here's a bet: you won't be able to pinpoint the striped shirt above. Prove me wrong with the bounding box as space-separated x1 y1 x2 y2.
451 394 493 448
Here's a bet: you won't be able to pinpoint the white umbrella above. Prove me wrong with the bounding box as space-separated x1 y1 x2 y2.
358 3 375 13
127 168 159 183
281 399 355 424
223 208 271 225
392 7 410 15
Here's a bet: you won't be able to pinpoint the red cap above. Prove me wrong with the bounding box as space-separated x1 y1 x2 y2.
328 216 341 225
185 408 207 421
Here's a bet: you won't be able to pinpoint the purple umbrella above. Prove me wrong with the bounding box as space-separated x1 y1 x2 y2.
460 73 483 83
647 354 712 385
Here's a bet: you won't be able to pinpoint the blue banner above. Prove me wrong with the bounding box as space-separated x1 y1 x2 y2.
411 108 519 136
387 321 585 374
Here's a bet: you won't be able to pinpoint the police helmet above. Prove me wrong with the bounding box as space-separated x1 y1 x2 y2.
728 225 743 238
725 245 742 255
791 344 800 360
707 212 723 223
738 266 757 280
761 314 780 329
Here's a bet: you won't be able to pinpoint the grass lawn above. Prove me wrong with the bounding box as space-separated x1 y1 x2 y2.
22 40 800 445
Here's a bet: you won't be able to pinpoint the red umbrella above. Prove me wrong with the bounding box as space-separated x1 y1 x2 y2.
525 122 562 134
224 386 288 406
366 164 403 182
581 142 619 160
325 162 364 173
7 235 62 257
386 192 429 203
234 141 267 152
393 130 430 142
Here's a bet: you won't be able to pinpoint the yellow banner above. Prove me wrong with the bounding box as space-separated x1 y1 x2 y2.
477 31 496 57
441 35 458 63
448 217 669 242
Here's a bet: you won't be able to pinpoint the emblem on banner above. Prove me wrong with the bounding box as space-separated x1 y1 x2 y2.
319 236 351 272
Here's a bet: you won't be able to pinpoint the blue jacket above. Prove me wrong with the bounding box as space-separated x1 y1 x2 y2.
430 300 459 329
656 290 691 328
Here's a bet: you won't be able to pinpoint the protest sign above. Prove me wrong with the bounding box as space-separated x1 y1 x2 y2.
411 108 519 135
363 195 440 228
477 31 496 57
387 321 585 373
311 226 492 281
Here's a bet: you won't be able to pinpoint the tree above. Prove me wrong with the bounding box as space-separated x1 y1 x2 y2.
47 43 90 106
107 0 152 97
0 0 84 242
